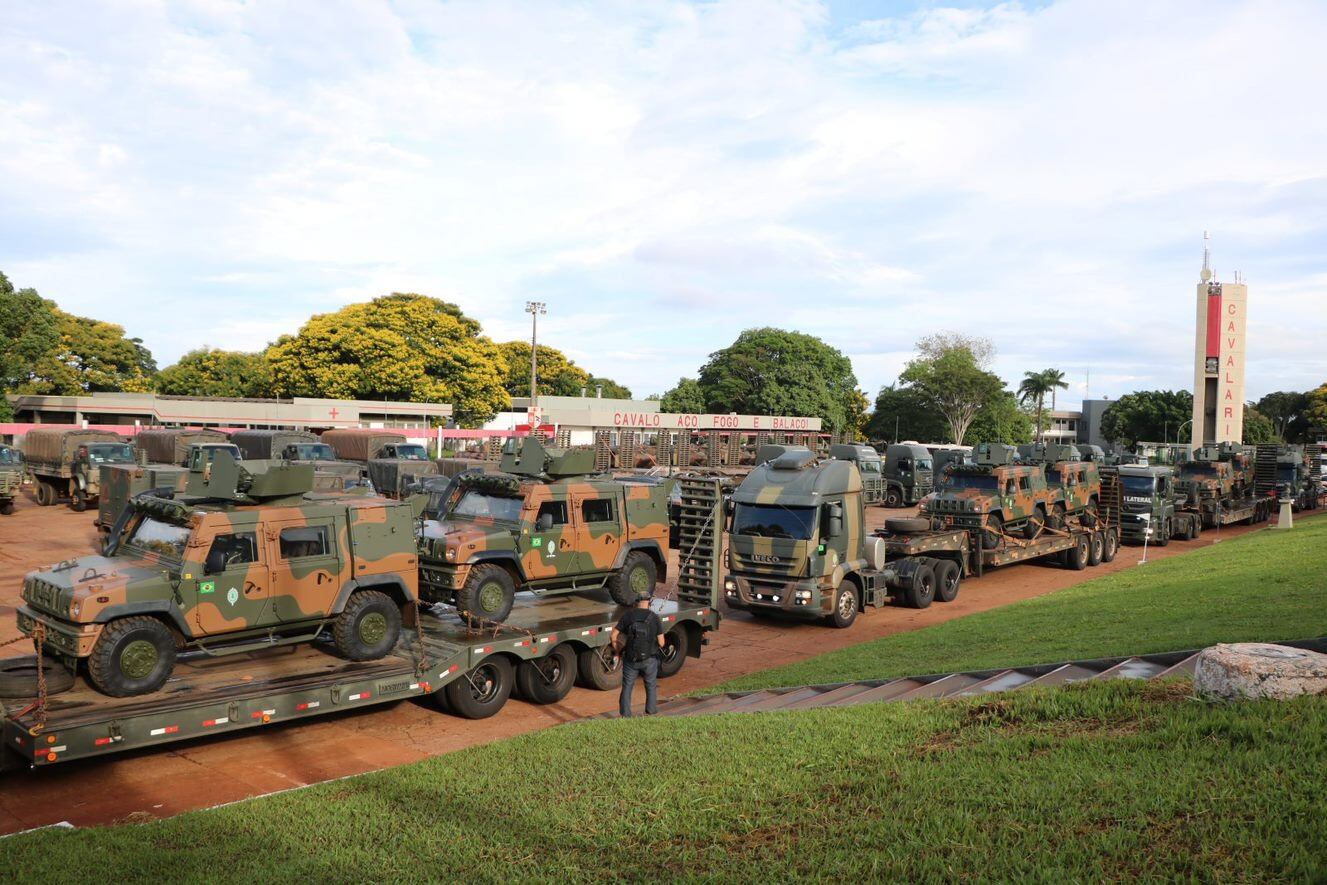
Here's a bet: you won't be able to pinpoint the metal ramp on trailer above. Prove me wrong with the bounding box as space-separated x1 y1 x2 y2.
1254 444 1280 498
674 475 725 611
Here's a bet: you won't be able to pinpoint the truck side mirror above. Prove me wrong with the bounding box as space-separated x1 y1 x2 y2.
536 513 554 532
826 502 844 539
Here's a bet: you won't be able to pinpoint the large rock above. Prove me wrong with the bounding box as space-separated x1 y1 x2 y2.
1193 643 1327 701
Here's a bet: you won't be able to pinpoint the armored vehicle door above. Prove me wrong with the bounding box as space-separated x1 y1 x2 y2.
264 517 344 623
522 491 574 581
191 518 272 634
1006 473 1032 521
572 491 624 575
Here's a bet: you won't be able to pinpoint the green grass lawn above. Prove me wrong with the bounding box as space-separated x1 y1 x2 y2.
711 515 1327 693
2 680 1324 881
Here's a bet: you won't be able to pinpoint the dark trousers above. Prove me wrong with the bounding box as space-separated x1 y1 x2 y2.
619 657 659 717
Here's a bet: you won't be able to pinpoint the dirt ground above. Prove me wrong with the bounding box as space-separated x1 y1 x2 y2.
0 484 1291 833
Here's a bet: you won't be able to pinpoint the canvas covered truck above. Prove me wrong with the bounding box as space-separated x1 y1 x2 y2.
22 428 135 510
134 428 233 467
0 476 725 770
230 429 363 490
321 428 438 497
0 444 23 516
723 447 1116 629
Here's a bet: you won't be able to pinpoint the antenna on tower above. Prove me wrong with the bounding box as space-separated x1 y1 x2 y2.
1200 230 1213 284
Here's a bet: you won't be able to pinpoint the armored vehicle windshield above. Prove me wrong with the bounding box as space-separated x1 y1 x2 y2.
732 503 817 539
450 488 523 522
87 443 135 464
124 513 191 559
945 474 999 491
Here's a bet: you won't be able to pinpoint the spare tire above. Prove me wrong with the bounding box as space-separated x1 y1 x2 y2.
0 654 76 698
886 517 931 535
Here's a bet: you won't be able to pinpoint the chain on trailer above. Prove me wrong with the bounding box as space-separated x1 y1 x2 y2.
1 621 50 733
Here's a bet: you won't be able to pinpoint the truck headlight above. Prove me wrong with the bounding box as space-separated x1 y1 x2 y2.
445 548 457 562
724 577 736 596
70 603 80 617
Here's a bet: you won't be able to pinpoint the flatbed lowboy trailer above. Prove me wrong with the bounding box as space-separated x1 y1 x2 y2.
1 478 725 771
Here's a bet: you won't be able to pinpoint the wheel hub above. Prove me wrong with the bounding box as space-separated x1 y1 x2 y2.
359 611 388 645
120 639 159 680
839 591 854 619
629 565 649 594
478 581 505 614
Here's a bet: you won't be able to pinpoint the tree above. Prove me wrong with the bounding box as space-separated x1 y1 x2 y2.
1017 372 1053 442
24 308 156 395
497 341 588 398
866 384 947 443
0 271 61 420
964 392 1035 446
1307 383 1327 435
659 378 706 414
899 345 1005 444
156 348 273 398
1255 391 1309 442
1241 406 1278 444
696 328 861 432
587 376 632 399
266 293 508 425
915 332 995 369
1099 390 1193 449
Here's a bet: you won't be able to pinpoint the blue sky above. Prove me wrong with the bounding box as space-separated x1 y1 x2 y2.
2 0 1324 409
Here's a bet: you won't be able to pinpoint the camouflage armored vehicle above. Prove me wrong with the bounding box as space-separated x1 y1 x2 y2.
1020 443 1102 528
230 429 363 490
22 428 135 510
416 436 673 622
321 428 438 497
921 442 1061 548
17 452 419 697
0 444 22 516
134 428 232 466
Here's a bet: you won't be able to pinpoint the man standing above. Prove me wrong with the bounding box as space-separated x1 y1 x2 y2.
611 593 666 717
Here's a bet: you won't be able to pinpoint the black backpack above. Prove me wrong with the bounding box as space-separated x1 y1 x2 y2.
624 612 657 663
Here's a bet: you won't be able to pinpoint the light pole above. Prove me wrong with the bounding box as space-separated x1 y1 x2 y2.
1176 419 1193 454
525 301 546 415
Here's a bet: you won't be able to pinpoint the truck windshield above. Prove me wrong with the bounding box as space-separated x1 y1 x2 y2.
943 474 998 491
1183 463 1217 474
732 503 817 540
290 444 336 461
450 490 523 522
0 447 19 464
1277 466 1297 482
916 458 933 471
1121 475 1157 495
126 516 191 559
87 443 135 464
858 460 881 474
396 444 429 461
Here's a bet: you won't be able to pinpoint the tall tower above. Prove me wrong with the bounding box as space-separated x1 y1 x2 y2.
1190 233 1248 449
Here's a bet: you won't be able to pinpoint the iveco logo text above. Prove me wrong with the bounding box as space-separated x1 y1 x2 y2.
750 554 782 564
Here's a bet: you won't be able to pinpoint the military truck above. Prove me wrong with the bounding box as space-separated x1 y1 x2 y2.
881 443 934 507
1175 443 1274 528
921 443 1064 548
321 428 438 497
17 452 420 697
22 428 135 510
1112 464 1201 544
230 429 363 490
1020 443 1103 529
134 428 232 467
723 447 1114 628
416 436 673 622
0 444 23 516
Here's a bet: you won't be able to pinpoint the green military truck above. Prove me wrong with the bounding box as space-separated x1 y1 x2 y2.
1111 464 1202 544
723 447 1115 629
0 444 23 516
321 428 439 497
134 428 234 467
417 436 674 623
230 429 364 490
96 434 243 536
18 452 420 697
22 428 135 510
1255 444 1324 512
829 443 934 507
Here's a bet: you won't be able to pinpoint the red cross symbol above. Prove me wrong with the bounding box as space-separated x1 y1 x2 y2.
328 408 340 420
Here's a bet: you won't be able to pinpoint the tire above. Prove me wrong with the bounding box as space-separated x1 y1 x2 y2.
1082 498 1100 528
576 645 622 690
87 616 177 697
515 645 576 704
36 481 53 507
1024 506 1046 540
933 560 961 602
0 654 76 698
1048 502 1066 530
1155 519 1170 547
444 656 513 719
1087 531 1104 566
333 590 401 661
828 582 859 629
1191 519 1202 540
1102 528 1119 563
71 490 88 513
1066 535 1089 570
901 562 936 609
982 513 1004 550
886 517 930 535
0 500 13 516
455 563 515 622
607 551 656 606
658 627 690 677
883 487 904 508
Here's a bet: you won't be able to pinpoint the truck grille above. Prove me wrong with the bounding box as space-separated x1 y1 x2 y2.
24 577 62 613
729 550 802 579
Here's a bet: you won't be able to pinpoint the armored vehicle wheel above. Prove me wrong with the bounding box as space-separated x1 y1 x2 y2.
827 582 859 628
608 551 657 606
1087 531 1104 566
0 500 13 516
516 645 576 704
1082 499 1100 528
1102 528 1119 562
0 654 76 698
933 560 961 602
982 513 1004 550
71 490 88 512
883 487 904 508
87 616 177 697
445 656 513 720
886 517 930 534
333 590 402 661
1155 519 1170 547
1023 506 1046 540
1048 502 1066 530
1066 535 1089 571
900 561 936 609
456 564 515 623
659 627 690 677
576 645 622 690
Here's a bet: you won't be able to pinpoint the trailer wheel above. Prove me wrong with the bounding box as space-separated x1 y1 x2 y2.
516 645 577 704
982 513 1004 550
933 560 961 602
1023 506 1046 540
1190 519 1202 540
1066 535 1089 570
445 656 513 719
607 551 657 606
659 627 690 677
883 487 903 508
0 654 76 698
1155 519 1170 547
827 582 860 628
1102 528 1119 562
333 590 402 661
71 489 88 512
901 563 936 609
1087 531 1104 566
455 563 515 623
576 645 622 690
87 616 177 697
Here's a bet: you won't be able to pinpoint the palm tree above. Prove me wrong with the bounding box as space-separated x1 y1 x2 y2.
1018 371 1053 442
1042 368 1069 430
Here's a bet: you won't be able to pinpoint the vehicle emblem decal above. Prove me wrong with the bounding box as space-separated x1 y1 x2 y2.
227 587 239 606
